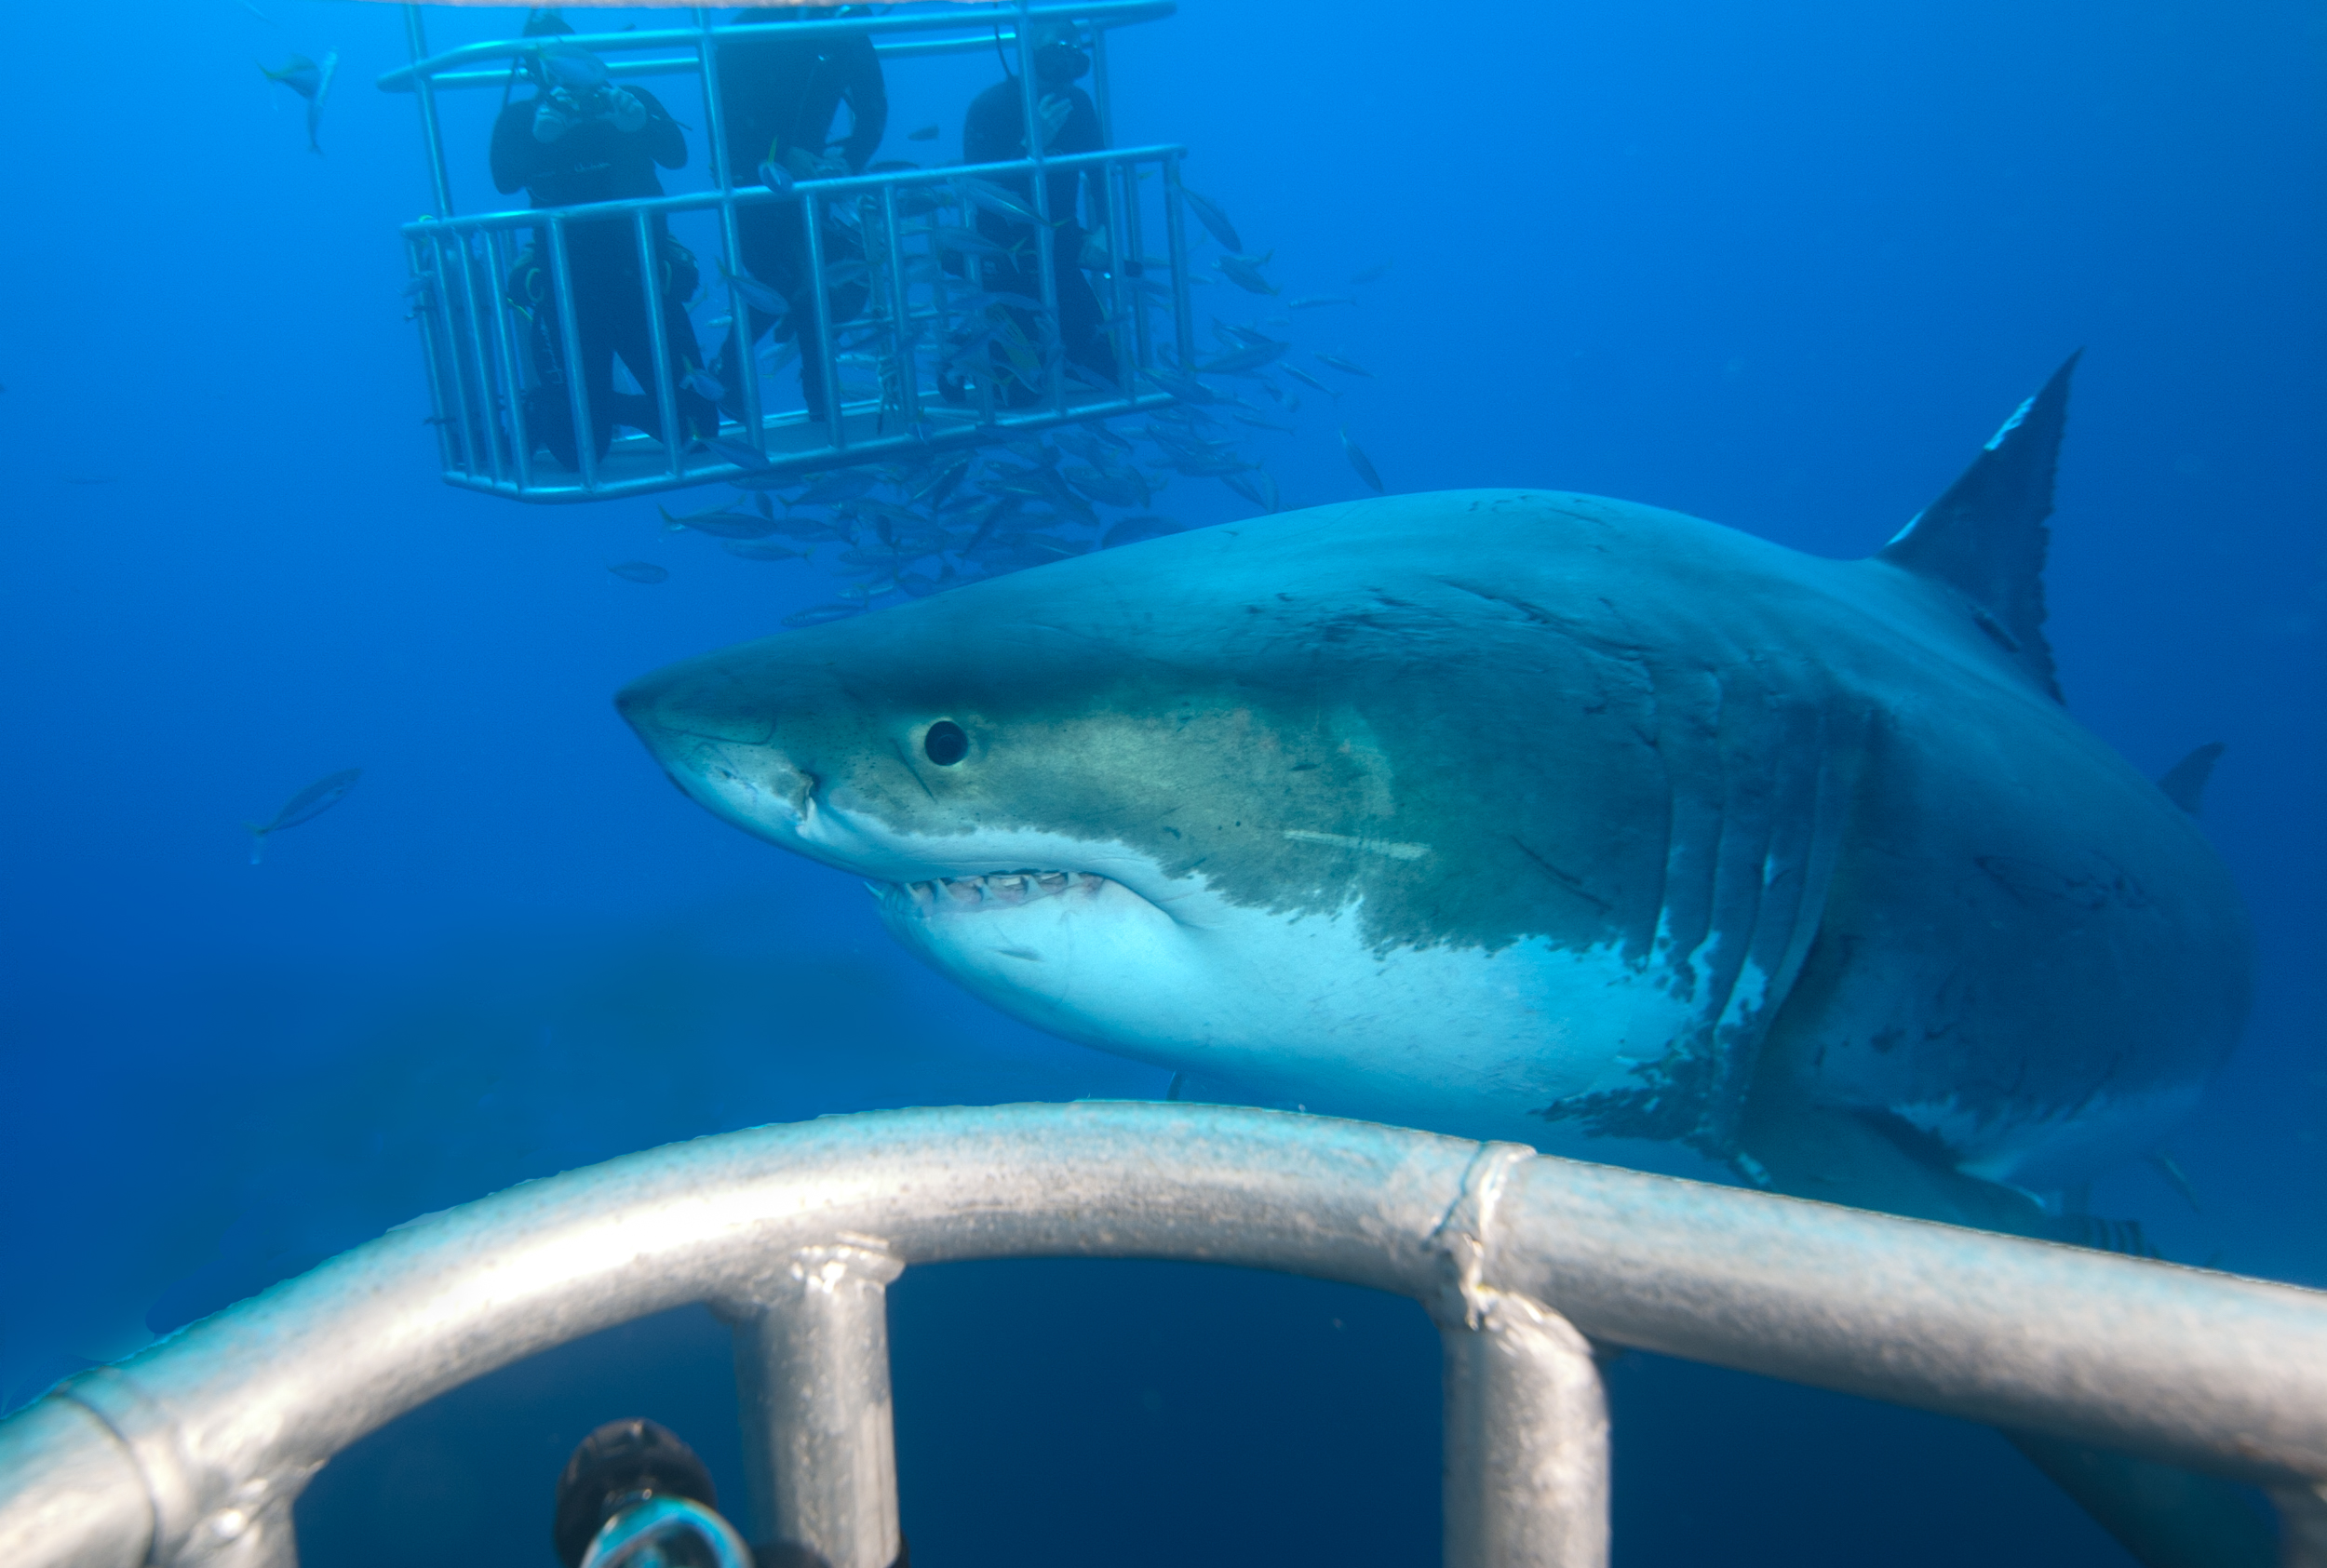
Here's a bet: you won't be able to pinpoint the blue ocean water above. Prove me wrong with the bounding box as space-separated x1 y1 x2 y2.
1 2 2320 1563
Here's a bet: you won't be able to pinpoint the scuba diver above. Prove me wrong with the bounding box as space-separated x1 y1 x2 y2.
959 22 1119 400
491 10 719 471
713 7 888 425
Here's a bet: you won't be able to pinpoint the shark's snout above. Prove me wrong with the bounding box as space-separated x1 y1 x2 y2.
616 668 813 836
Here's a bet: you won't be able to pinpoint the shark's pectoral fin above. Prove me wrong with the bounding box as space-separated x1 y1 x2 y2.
2006 1430 2277 1568
1876 352 2078 703
1731 1095 2054 1233
1735 1097 2277 1568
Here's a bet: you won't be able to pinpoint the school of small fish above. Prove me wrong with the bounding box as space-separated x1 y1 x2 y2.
639 181 1392 620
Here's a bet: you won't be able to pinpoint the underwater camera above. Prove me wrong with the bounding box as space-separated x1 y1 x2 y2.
553 1419 755 1568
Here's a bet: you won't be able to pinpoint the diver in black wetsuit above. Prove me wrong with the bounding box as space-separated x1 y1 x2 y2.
714 7 887 423
491 12 718 470
961 22 1119 398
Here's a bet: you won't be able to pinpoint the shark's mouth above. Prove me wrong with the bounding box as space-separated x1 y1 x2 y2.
872 866 1178 940
891 869 1111 913
868 861 1194 1047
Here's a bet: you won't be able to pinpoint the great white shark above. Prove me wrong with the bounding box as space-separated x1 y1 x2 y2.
619 360 2265 1559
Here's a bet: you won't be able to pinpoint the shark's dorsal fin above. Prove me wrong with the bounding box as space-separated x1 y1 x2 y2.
2158 742 2226 816
1877 353 2080 703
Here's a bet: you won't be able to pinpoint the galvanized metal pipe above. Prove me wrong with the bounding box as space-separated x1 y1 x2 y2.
451 234 504 487
429 233 480 477
1089 25 1116 148
802 197 841 447
397 147 1181 242
1159 153 1194 370
722 1242 905 1568
1120 159 1153 373
433 392 1179 504
1439 1298 1609 1568
1014 0 1067 413
1097 161 1134 391
878 185 920 430
403 236 456 473
380 36 1126 95
373 2 1178 94
8 1105 2323 1568
632 208 685 480
0 1400 151 1568
1433 1145 1608 1568
694 18 768 460
545 217 599 490
399 6 454 217
481 228 536 491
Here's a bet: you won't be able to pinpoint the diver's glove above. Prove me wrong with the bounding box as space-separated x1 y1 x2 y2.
606 87 648 135
1037 93 1073 152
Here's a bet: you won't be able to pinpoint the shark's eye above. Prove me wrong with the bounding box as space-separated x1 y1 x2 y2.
923 720 969 766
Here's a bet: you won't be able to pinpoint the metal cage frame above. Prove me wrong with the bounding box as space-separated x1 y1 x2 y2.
6 1102 2327 1568
381 2 1194 503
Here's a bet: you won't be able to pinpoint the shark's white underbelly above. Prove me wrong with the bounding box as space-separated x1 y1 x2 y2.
870 855 1717 1145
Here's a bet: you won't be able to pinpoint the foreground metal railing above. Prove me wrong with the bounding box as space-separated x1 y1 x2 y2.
4 1103 2325 1568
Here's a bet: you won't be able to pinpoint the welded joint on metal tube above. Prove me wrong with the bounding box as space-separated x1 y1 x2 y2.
60 1368 309 1568
1428 1139 1536 1331
0 1400 149 1568
1430 1143 1609 1568
782 1236 906 1305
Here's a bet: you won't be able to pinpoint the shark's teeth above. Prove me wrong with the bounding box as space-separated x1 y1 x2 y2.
897 870 1097 912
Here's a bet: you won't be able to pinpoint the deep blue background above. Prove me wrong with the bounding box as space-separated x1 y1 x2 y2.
1 2 2319 1563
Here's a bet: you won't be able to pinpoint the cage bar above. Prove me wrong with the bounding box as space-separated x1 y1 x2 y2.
7 1103 2327 1568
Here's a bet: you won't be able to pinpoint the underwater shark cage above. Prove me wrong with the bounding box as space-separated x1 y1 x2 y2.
379 3 1195 503
6 1103 2327 1568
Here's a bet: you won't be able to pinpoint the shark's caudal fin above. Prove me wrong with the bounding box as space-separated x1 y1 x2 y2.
2158 742 2226 816
1876 353 2080 702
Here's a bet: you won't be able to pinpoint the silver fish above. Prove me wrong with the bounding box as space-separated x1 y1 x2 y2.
243 768 360 864
1282 364 1337 397
1138 369 1217 405
260 49 338 154
1215 251 1280 296
930 226 1019 261
795 471 880 507
951 177 1056 228
721 540 813 561
1179 188 1243 253
720 266 789 320
1197 341 1290 377
709 436 773 471
659 504 781 540
1338 428 1384 493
